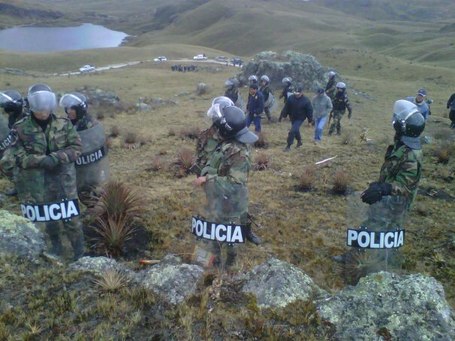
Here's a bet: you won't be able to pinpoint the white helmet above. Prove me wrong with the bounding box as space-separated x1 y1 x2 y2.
336 82 346 89
282 77 292 85
328 71 336 78
248 75 258 83
224 79 235 88
260 75 270 83
207 96 234 123
28 90 57 113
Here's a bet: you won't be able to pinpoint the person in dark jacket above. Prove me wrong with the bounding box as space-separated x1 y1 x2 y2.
281 84 313 151
246 84 264 133
447 92 455 128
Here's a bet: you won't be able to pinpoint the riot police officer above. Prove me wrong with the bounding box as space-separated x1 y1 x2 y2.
1 85 85 260
328 82 352 136
194 100 260 268
361 100 424 207
59 92 109 207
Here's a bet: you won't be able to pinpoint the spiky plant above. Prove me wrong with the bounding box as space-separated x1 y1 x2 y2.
89 181 144 256
91 181 143 222
93 269 128 292
173 148 195 178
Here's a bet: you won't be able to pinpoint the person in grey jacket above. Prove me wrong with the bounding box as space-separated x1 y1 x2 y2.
312 87 333 142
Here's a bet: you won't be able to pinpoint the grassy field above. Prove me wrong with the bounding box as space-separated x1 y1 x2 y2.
0 0 454 338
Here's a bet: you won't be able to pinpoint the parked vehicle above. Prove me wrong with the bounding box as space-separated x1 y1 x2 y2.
215 55 228 62
153 56 167 62
193 54 207 60
231 58 243 66
79 64 96 73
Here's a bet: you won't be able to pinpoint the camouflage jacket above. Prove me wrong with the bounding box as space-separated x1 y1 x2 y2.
194 126 221 177
332 92 352 115
325 78 336 100
379 142 423 206
73 113 96 132
202 139 252 222
0 114 82 203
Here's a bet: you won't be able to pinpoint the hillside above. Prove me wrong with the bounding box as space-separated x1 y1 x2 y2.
0 0 454 339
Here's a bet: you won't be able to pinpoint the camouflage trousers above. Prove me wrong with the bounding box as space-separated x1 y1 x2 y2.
328 110 345 135
43 218 85 260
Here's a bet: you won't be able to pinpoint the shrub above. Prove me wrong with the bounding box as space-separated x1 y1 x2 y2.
124 131 137 144
434 144 452 164
340 130 355 145
433 128 453 141
332 169 351 195
254 132 269 148
147 155 164 171
297 166 316 191
179 127 200 140
253 152 270 171
110 125 120 138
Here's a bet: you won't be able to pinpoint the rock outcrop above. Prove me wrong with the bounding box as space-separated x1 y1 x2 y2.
317 271 455 340
241 50 329 91
0 209 45 260
242 257 327 308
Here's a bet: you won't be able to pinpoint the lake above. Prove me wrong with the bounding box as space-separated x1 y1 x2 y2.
0 23 129 53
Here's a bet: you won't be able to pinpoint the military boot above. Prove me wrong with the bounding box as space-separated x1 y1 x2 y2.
245 227 262 245
296 140 302 148
49 235 63 256
225 246 237 268
71 235 85 261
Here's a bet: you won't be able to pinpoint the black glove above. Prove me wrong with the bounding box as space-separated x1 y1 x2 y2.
361 182 392 205
40 156 59 171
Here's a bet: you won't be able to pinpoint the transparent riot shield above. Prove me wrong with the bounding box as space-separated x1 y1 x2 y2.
342 192 409 283
235 95 245 112
0 114 13 156
75 123 109 204
191 179 248 270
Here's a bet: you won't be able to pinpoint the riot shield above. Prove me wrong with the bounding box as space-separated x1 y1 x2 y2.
75 123 109 202
191 179 248 270
17 163 80 222
341 193 409 283
235 95 245 111
0 114 13 157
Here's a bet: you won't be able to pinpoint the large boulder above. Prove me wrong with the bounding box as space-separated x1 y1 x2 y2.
242 50 329 90
135 254 205 305
317 271 455 340
0 209 45 260
242 258 327 308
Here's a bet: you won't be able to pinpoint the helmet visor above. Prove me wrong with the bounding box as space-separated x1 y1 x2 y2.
207 96 234 122
0 92 15 106
28 91 57 113
59 93 85 108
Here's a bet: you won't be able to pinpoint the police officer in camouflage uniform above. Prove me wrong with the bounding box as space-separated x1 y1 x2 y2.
0 86 84 260
194 100 260 268
194 97 234 177
328 82 352 136
259 75 274 122
361 100 424 208
325 71 337 101
60 92 108 208
334 100 424 268
0 90 26 196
